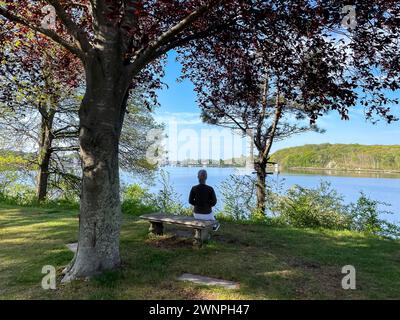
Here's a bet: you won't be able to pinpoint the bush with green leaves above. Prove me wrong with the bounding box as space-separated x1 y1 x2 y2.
0 171 36 206
219 174 257 221
216 177 355 230
122 170 191 216
149 170 191 215
121 183 156 216
219 174 286 222
0 171 19 195
272 182 351 230
348 192 400 238
0 184 36 206
0 171 79 209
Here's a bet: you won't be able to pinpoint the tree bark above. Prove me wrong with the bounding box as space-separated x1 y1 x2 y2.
254 92 283 215
62 50 130 282
36 109 55 202
254 159 267 214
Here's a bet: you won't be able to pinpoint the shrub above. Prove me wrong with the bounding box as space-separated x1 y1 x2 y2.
219 174 285 222
219 174 257 220
122 170 191 216
0 171 79 209
0 171 20 193
348 192 400 238
121 184 156 216
0 172 37 206
270 181 351 230
149 170 190 215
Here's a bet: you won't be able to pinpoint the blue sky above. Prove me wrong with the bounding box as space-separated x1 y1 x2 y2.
155 52 400 161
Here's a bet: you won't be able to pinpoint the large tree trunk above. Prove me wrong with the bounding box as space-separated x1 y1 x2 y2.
62 50 130 282
36 110 55 202
254 159 267 214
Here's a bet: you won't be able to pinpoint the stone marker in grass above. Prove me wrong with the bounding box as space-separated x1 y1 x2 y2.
178 273 239 289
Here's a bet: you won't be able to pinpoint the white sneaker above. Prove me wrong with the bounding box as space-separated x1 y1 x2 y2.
213 222 220 232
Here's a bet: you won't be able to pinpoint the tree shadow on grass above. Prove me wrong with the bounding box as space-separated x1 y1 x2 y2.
2 208 399 299
123 221 400 299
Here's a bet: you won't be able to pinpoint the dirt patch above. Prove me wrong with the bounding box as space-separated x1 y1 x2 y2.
212 234 251 247
159 281 219 300
145 234 194 249
283 256 352 299
289 259 321 269
180 287 219 300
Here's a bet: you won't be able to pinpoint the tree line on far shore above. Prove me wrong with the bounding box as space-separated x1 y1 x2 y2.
271 144 400 172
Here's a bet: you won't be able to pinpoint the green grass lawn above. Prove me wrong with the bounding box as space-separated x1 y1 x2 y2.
1 204 399 300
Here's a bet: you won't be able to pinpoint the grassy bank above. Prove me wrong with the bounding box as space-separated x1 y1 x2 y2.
1 204 399 300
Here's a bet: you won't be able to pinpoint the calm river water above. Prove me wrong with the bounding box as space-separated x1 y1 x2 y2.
121 167 400 224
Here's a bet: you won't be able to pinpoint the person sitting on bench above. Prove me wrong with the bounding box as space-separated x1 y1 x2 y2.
189 169 220 231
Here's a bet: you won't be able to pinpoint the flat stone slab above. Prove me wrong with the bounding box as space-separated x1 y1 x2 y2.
177 273 239 289
66 243 78 253
140 213 217 229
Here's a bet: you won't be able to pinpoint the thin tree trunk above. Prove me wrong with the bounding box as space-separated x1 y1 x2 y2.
254 90 283 214
36 110 55 202
62 52 130 281
255 159 267 214
37 151 51 202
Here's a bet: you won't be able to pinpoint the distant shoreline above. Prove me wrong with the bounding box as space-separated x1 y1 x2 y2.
270 144 400 175
283 167 400 174
160 164 247 168
160 165 400 174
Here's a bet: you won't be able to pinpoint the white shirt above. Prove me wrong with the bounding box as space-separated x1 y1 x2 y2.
194 212 216 221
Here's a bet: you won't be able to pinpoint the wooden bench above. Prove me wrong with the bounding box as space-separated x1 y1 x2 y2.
140 213 218 246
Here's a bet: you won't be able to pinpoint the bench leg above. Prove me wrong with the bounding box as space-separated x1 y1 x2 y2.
193 229 210 247
149 222 163 235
